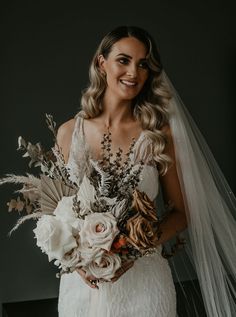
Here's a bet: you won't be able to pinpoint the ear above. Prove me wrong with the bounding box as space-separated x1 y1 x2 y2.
97 54 106 73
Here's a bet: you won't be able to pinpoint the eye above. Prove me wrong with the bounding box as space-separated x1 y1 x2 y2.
118 57 129 65
139 61 149 69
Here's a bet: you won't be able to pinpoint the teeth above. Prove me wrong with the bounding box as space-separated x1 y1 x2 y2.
120 80 137 86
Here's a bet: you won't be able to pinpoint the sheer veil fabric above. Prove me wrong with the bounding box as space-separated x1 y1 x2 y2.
162 70 236 316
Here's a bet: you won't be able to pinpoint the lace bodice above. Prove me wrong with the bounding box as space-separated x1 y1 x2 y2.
66 115 160 201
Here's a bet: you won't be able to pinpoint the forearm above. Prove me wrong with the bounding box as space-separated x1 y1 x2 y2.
156 210 187 245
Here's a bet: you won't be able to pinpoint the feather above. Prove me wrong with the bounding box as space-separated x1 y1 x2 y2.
111 198 129 218
89 160 113 195
0 173 40 187
8 210 42 236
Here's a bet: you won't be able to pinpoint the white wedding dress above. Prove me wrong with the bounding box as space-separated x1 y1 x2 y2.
58 115 177 317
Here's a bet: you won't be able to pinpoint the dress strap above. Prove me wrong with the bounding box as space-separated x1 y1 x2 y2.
74 114 83 136
66 115 88 185
68 116 83 162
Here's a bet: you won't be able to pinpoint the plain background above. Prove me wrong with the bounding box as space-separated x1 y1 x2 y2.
0 0 236 315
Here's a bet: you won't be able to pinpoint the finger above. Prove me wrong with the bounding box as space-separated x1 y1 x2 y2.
123 262 134 272
118 262 133 275
83 275 99 288
85 279 98 289
123 261 134 269
77 273 97 288
111 269 125 283
76 268 86 276
111 277 118 283
76 269 98 289
85 274 100 288
111 262 134 283
85 277 99 284
85 273 98 281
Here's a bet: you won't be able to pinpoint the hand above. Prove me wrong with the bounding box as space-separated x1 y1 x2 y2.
76 267 100 289
110 260 134 283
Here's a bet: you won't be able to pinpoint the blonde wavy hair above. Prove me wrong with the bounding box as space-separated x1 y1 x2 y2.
78 26 173 175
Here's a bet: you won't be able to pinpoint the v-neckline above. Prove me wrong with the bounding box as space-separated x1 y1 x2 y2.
80 116 145 163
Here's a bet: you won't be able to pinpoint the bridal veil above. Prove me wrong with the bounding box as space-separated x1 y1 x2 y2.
161 70 236 316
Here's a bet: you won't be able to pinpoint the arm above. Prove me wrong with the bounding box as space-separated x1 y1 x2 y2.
157 124 187 245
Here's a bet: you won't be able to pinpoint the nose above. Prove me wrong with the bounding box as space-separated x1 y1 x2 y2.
126 63 138 78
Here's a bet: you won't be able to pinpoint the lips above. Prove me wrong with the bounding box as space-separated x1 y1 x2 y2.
120 79 137 87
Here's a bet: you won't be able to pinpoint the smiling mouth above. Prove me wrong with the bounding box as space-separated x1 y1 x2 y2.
120 80 137 87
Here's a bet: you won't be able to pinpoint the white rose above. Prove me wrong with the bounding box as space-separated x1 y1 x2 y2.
33 215 77 262
86 252 122 280
53 196 83 231
55 248 81 272
79 212 119 251
78 241 105 267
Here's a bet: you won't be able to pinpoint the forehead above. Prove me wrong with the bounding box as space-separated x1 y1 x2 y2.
110 37 148 58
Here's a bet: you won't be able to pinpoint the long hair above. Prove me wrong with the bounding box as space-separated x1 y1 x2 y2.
79 26 173 175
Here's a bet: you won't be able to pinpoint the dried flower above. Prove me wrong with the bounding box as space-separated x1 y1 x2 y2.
126 213 158 251
7 197 25 212
132 189 158 222
111 234 128 254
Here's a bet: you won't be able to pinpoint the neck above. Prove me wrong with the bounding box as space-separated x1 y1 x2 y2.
100 91 136 128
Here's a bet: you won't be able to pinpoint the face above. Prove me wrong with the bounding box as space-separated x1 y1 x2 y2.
98 37 149 102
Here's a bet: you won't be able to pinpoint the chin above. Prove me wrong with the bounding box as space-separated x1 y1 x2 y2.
119 90 140 101
120 95 137 102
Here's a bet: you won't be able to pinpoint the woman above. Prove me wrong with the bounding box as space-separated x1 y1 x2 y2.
57 26 236 316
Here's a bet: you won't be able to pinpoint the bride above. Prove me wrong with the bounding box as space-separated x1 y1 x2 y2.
57 26 236 316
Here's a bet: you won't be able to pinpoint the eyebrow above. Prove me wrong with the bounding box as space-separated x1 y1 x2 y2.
116 53 147 61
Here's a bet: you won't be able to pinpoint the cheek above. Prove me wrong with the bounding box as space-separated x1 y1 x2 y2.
108 64 123 79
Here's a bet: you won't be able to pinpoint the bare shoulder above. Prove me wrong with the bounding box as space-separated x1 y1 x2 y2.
57 118 76 137
56 118 76 163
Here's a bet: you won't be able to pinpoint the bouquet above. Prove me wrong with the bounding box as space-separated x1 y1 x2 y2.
1 115 183 284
